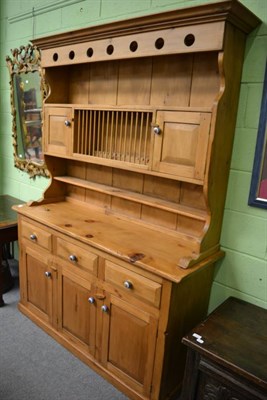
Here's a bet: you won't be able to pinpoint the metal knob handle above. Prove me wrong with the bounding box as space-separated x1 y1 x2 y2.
30 234 37 241
64 120 71 127
153 126 161 135
88 297 95 304
101 305 109 313
69 254 77 262
45 271 51 278
124 280 133 289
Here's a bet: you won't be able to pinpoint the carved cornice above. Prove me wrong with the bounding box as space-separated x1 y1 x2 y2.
31 0 260 50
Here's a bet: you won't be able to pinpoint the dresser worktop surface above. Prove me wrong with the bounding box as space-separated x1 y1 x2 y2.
14 199 222 283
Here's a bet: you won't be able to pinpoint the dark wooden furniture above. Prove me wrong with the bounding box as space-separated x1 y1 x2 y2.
181 297 267 400
0 195 22 306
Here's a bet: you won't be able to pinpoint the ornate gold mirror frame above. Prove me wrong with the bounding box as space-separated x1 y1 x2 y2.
6 44 50 178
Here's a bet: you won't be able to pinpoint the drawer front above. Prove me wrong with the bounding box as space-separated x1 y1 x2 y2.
56 237 98 275
104 260 162 308
20 220 52 252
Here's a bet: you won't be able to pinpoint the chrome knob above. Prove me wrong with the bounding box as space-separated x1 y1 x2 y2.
153 126 161 135
64 120 71 127
30 234 37 241
69 254 77 262
124 280 133 289
101 305 109 313
45 271 51 278
88 297 95 304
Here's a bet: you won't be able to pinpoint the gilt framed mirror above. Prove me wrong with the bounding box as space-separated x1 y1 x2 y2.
248 60 267 209
6 44 50 178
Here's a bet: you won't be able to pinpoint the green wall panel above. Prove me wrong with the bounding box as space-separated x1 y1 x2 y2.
230 128 258 173
225 170 266 216
214 250 266 301
221 210 266 258
242 36 267 82
244 83 265 128
209 281 267 311
100 0 151 19
61 1 101 30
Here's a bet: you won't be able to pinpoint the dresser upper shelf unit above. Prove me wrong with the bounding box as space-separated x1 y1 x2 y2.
27 0 259 272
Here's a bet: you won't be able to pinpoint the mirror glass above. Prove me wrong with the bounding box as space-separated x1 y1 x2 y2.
13 72 43 163
6 44 49 178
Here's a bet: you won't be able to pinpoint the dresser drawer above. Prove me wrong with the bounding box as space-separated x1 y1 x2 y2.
20 219 52 252
55 237 98 275
104 260 162 308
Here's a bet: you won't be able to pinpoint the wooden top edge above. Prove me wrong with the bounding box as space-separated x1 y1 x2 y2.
31 0 260 50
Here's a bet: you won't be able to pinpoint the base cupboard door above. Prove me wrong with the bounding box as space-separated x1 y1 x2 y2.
58 265 96 357
20 245 55 326
101 294 158 397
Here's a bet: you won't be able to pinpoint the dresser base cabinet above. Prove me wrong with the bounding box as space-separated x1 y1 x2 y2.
181 297 267 400
17 213 217 400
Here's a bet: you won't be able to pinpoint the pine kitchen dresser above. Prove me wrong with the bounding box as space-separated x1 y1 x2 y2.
13 1 260 399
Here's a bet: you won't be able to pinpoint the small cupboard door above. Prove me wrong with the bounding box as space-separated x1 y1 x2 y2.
58 265 96 357
44 106 72 155
100 294 158 397
152 111 211 181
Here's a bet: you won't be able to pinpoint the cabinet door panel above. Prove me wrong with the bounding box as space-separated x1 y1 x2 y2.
20 246 54 326
101 295 158 396
27 254 50 314
44 106 72 155
153 111 211 181
59 266 96 356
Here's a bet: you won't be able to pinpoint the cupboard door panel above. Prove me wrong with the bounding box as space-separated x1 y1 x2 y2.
59 267 96 356
62 277 91 343
21 246 54 326
27 254 50 314
101 295 158 396
152 111 211 181
44 106 72 155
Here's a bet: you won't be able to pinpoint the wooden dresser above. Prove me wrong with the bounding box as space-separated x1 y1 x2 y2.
181 297 267 400
13 2 260 400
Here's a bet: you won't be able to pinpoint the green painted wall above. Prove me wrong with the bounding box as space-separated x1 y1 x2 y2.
0 0 266 312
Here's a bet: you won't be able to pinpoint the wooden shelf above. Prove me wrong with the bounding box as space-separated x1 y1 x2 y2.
54 175 208 221
44 103 213 113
